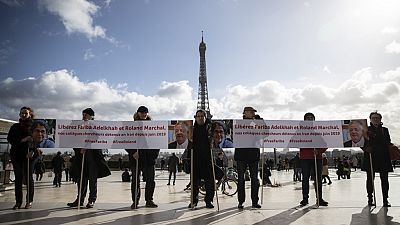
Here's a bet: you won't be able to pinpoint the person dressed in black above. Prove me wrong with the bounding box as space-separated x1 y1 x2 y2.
8 108 56 210
188 109 215 209
167 153 179 185
235 106 262 209
67 108 111 209
362 111 393 207
122 168 131 182
34 158 45 181
7 107 34 210
126 106 160 209
52 151 65 187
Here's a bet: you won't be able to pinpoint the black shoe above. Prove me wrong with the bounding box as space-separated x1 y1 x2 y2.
24 202 32 209
328 182 332 185
238 203 244 209
130 202 138 209
188 202 198 208
12 203 22 210
145 201 158 208
318 199 328 206
167 183 170 185
300 199 309 206
252 203 262 209
67 200 83 207
368 199 375 206
383 201 391 207
205 202 214 209
86 202 94 208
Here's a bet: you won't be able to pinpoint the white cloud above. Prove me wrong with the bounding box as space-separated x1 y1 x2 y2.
38 0 107 41
381 27 398 35
1 68 400 144
323 66 331 74
83 48 95 60
385 40 400 54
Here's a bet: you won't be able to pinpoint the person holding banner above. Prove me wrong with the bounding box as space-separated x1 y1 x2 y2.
67 108 111 209
126 106 160 209
235 106 262 209
188 109 215 209
362 112 393 207
299 112 328 207
7 107 35 210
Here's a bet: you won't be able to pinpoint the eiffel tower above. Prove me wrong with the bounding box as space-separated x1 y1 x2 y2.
196 32 212 119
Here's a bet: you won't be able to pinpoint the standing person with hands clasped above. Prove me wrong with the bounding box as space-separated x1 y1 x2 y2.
67 108 111 209
299 112 328 207
235 106 262 209
126 106 160 209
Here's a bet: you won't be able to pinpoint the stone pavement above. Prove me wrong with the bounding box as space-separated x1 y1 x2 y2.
0 168 399 225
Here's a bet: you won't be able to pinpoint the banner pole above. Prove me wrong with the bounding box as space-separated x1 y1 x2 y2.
26 146 30 206
210 147 219 212
369 153 376 206
261 142 264 205
313 149 319 208
190 148 194 209
134 154 139 209
78 150 85 210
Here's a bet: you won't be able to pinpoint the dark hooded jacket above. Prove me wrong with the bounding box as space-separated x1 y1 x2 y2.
126 113 160 169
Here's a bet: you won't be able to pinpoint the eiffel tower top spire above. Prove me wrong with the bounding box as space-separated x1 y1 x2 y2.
197 32 212 119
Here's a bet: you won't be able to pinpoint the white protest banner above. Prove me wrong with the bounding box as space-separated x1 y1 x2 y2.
55 120 168 149
233 119 368 148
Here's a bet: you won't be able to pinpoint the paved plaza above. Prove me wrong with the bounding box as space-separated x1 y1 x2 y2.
0 168 399 225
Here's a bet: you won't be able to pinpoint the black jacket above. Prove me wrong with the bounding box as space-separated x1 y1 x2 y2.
362 124 393 172
126 114 160 169
7 119 33 163
70 148 111 179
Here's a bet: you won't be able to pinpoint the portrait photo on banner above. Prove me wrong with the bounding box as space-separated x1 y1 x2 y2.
210 119 234 149
341 119 368 148
168 120 193 149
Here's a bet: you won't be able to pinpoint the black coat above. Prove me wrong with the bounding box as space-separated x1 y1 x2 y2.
191 118 213 177
52 154 65 173
70 148 111 179
167 155 180 173
7 119 32 163
362 124 393 172
126 114 160 169
126 148 160 169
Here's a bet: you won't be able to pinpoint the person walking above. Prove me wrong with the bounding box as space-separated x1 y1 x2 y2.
167 153 179 185
52 151 65 187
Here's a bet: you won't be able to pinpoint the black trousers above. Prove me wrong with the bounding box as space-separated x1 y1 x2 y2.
237 160 259 204
131 165 156 203
192 163 215 204
366 171 389 201
13 160 34 204
301 159 323 200
168 171 176 183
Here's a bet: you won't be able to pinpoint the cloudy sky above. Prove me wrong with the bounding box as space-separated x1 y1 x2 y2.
1 0 400 144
